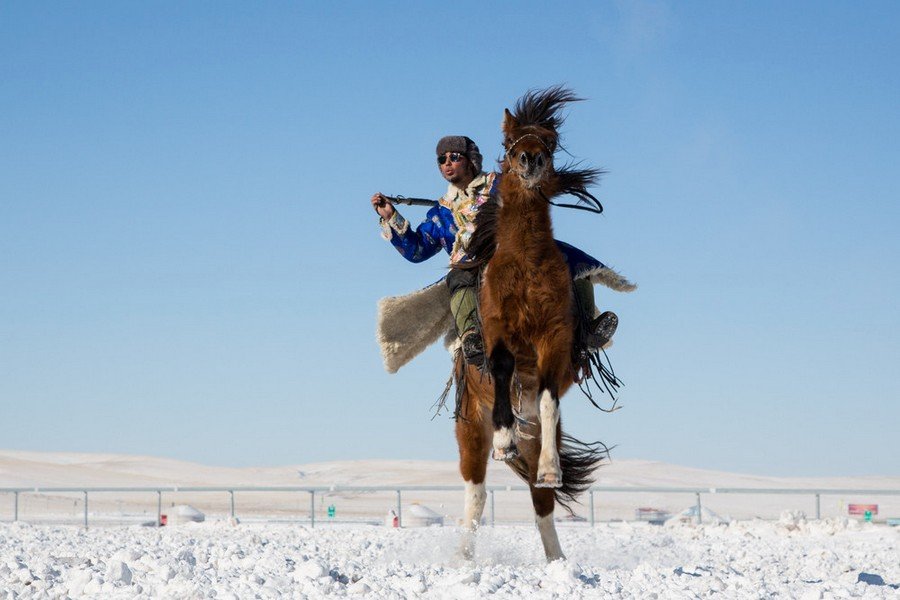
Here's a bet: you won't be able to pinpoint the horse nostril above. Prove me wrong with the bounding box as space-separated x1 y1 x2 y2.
536 154 544 168
520 152 528 164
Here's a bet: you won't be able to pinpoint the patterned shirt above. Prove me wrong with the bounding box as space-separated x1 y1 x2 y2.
439 172 497 262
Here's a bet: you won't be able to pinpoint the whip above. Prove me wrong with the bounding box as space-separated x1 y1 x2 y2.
383 195 438 207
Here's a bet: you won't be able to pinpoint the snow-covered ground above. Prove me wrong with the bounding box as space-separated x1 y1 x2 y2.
1 451 899 597
1 517 898 598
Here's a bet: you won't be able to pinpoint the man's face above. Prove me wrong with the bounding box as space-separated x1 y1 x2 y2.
438 151 471 186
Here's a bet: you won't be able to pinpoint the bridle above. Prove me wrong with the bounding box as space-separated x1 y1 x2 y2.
504 133 554 157
504 133 604 214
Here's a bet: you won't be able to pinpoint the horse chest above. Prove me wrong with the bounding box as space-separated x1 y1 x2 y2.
486 249 569 316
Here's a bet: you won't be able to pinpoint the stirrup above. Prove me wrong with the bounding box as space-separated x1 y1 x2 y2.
586 311 618 350
461 330 485 367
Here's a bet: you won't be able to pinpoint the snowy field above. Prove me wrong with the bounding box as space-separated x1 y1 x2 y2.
1 517 899 598
2 451 899 597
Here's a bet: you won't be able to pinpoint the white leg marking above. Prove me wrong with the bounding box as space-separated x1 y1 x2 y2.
459 480 486 560
493 426 514 451
536 390 561 486
492 426 517 460
536 513 564 561
463 481 486 531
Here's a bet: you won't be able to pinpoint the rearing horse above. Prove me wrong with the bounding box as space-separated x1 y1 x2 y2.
454 87 607 561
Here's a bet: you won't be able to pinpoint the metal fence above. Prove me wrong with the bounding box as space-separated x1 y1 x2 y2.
2 485 899 529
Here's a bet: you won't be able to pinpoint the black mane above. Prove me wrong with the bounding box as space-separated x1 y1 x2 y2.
511 85 582 132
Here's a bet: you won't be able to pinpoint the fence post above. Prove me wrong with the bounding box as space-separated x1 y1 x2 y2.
157 491 162 527
83 491 89 529
310 491 315 528
490 490 495 527
589 491 595 527
229 490 235 518
396 490 402 528
815 493 820 520
695 492 702 525
14 491 18 522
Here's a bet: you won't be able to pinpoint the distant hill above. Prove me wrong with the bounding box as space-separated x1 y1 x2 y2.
2 449 897 489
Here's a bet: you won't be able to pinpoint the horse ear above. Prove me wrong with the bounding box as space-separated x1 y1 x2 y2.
502 108 518 135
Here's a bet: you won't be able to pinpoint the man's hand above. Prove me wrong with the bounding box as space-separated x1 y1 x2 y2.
371 192 396 220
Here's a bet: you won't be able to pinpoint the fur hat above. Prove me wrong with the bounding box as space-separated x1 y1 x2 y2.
436 135 483 174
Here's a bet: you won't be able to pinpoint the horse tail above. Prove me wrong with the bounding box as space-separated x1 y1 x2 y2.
555 432 610 514
504 431 610 516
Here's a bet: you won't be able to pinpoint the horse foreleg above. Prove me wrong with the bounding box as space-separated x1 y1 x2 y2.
534 331 571 489
535 388 562 488
531 486 565 561
489 341 518 461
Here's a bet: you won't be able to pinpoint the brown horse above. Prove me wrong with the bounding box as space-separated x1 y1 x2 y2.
454 87 608 561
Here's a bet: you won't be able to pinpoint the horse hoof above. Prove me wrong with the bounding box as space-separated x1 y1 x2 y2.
458 538 475 561
492 445 519 462
546 552 566 563
535 473 563 488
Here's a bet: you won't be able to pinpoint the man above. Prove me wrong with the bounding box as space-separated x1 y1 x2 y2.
372 136 617 367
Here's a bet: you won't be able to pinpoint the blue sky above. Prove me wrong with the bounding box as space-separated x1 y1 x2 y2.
2 1 897 476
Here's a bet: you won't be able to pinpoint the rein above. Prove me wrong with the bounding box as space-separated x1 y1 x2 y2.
539 187 604 214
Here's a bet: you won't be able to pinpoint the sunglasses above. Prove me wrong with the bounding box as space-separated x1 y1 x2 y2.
437 152 465 165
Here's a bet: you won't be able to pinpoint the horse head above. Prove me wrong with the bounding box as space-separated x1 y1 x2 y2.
503 113 557 189
501 86 582 190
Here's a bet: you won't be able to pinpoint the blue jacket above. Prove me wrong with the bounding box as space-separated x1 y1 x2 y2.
380 203 460 264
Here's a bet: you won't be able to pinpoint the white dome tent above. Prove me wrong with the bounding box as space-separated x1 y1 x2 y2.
665 504 729 526
403 503 443 527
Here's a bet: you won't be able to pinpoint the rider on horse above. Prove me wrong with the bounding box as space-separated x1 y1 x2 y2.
371 135 618 368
